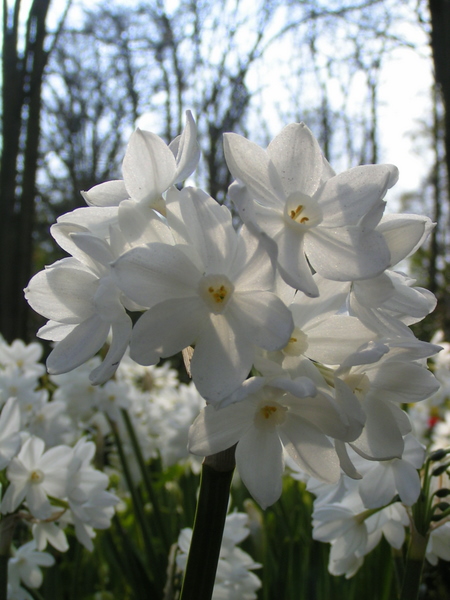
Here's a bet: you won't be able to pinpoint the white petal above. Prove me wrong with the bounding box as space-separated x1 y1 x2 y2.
281 414 341 482
81 180 128 207
276 227 319 296
305 315 373 365
223 133 285 209
188 401 255 456
166 187 236 274
111 243 201 308
25 263 97 323
393 460 421 506
378 213 434 265
46 315 110 375
118 199 173 246
236 426 284 508
229 291 293 351
359 463 396 508
350 397 404 460
89 316 132 385
352 273 395 308
304 225 390 281
123 129 176 205
129 297 204 365
369 361 440 403
170 110 201 182
229 225 277 292
190 314 254 403
266 122 323 197
316 164 398 227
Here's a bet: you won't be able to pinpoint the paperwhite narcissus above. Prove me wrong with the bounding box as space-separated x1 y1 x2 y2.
224 123 397 296
188 376 359 508
111 186 294 403
81 110 200 212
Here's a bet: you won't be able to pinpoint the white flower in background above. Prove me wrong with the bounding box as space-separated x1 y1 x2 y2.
8 541 54 591
1 436 73 519
177 512 262 600
426 522 450 565
0 397 21 469
32 517 69 553
112 186 294 403
224 123 396 295
0 338 45 378
82 110 200 213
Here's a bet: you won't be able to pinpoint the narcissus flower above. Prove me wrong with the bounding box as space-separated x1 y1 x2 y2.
112 186 294 403
224 123 397 295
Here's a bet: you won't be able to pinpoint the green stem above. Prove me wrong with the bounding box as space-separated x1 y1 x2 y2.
179 446 235 600
400 523 428 600
120 408 170 552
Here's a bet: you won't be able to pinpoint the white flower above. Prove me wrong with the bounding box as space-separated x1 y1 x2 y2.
82 110 200 212
188 375 360 508
358 434 425 508
426 522 450 565
0 338 45 378
224 123 396 295
8 541 54 590
1 436 73 519
112 186 294 403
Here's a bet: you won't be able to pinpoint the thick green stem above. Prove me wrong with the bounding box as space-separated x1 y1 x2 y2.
179 446 235 600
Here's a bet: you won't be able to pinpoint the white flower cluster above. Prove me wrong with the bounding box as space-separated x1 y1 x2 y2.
24 112 440 515
177 512 262 599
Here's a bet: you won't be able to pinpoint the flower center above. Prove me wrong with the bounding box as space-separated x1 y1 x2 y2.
283 327 309 356
198 274 234 314
284 192 323 231
344 373 370 401
29 469 44 484
255 400 287 429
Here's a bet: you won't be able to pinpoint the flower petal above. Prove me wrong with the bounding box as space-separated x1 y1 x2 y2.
236 426 284 508
266 122 323 197
122 129 177 205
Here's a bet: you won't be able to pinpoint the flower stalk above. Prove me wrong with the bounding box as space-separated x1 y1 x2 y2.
179 446 236 600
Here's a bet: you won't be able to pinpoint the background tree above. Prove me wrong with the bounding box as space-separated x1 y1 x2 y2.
0 0 70 342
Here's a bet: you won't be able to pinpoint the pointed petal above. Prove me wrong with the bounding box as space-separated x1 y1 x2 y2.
317 164 398 227
46 315 110 375
281 414 341 482
304 225 390 281
123 129 176 205
223 133 285 209
129 297 204 365
81 180 128 207
267 122 323 197
111 243 201 308
236 426 284 508
277 227 319 296
229 291 293 351
378 213 434 265
190 314 254 403
170 110 201 182
188 401 255 456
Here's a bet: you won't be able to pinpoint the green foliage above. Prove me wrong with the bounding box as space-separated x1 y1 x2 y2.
38 464 399 600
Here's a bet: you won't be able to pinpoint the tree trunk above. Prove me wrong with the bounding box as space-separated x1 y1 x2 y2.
0 0 52 342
